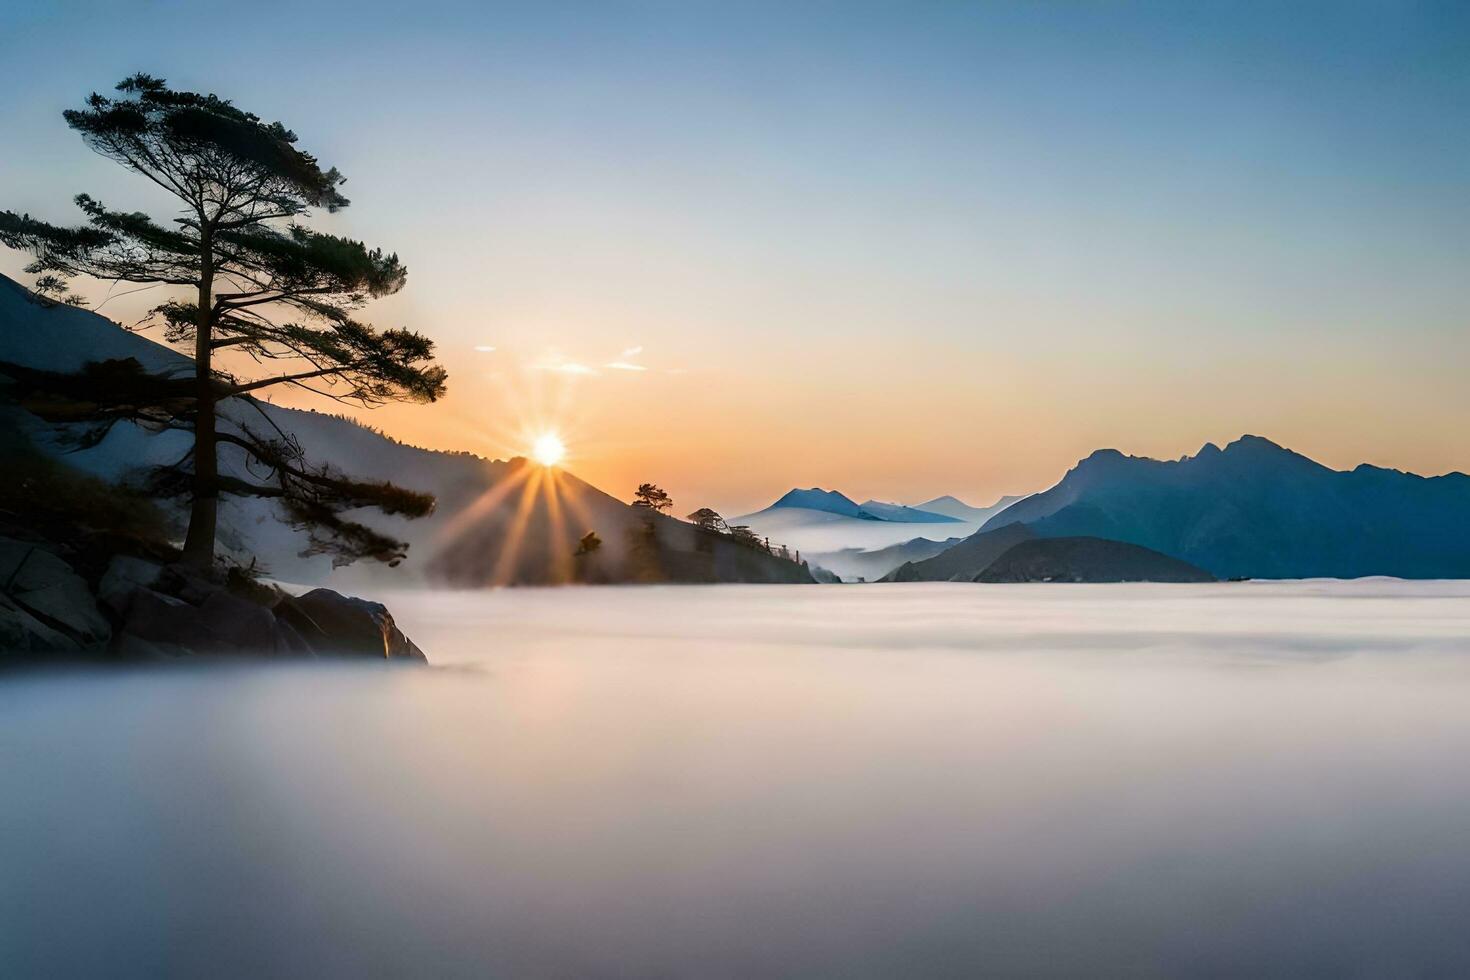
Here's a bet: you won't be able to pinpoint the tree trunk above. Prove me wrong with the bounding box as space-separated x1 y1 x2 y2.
181 231 217 567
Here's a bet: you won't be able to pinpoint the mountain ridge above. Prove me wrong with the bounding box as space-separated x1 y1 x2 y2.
984 435 1470 579
915 493 1027 524
763 488 957 523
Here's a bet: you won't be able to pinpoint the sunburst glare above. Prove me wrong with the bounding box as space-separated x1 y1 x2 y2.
532 432 566 467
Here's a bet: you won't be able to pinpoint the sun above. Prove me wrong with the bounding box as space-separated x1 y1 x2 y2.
531 432 566 467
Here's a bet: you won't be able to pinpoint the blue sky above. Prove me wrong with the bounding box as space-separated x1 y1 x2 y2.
3 1 1468 510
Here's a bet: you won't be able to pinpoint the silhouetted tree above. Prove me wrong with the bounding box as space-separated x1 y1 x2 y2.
728 525 762 548
0 74 446 568
575 531 602 556
632 483 672 514
0 357 436 567
29 274 88 308
686 507 726 532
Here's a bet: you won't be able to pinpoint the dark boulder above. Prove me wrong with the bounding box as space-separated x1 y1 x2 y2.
116 581 425 661
0 594 81 656
275 589 426 661
0 535 428 663
0 537 110 650
198 589 283 654
119 587 227 656
97 555 164 617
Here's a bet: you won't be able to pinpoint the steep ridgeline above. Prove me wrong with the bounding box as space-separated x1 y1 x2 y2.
881 522 1035 582
974 537 1215 583
982 436 1470 580
0 274 812 587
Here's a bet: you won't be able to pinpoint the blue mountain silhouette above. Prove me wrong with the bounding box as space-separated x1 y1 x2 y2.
983 435 1470 579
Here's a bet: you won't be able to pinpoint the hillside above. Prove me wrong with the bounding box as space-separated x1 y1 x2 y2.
881 522 1035 582
983 436 1470 579
806 535 964 582
974 537 1216 583
0 274 812 587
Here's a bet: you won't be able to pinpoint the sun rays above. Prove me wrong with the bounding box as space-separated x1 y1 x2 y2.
432 454 599 587
421 344 618 585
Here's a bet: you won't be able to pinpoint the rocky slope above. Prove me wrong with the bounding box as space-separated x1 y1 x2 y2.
0 420 426 662
1 536 425 663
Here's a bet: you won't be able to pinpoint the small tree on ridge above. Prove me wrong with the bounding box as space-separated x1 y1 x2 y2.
632 483 672 514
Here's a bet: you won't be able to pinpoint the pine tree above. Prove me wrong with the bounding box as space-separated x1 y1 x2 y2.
0 74 447 568
632 483 672 514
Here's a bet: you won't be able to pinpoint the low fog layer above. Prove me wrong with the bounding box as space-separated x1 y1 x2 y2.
4 581 1470 977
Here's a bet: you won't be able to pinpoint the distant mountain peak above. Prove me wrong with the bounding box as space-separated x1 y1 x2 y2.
924 494 965 507
912 492 1030 524
1069 447 1137 481
769 488 872 519
858 500 959 523
774 487 856 506
1224 434 1288 453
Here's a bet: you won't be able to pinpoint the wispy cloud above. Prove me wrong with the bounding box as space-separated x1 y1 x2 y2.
529 349 600 376
621 345 643 358
474 345 497 353
605 361 647 371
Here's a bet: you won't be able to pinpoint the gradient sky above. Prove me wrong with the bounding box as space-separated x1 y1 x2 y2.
3 1 1469 515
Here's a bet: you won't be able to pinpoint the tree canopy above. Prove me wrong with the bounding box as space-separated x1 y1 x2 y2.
632 483 672 514
0 74 447 567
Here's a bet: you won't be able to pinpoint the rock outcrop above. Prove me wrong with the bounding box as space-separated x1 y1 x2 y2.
274 589 426 660
0 538 426 664
0 539 111 650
